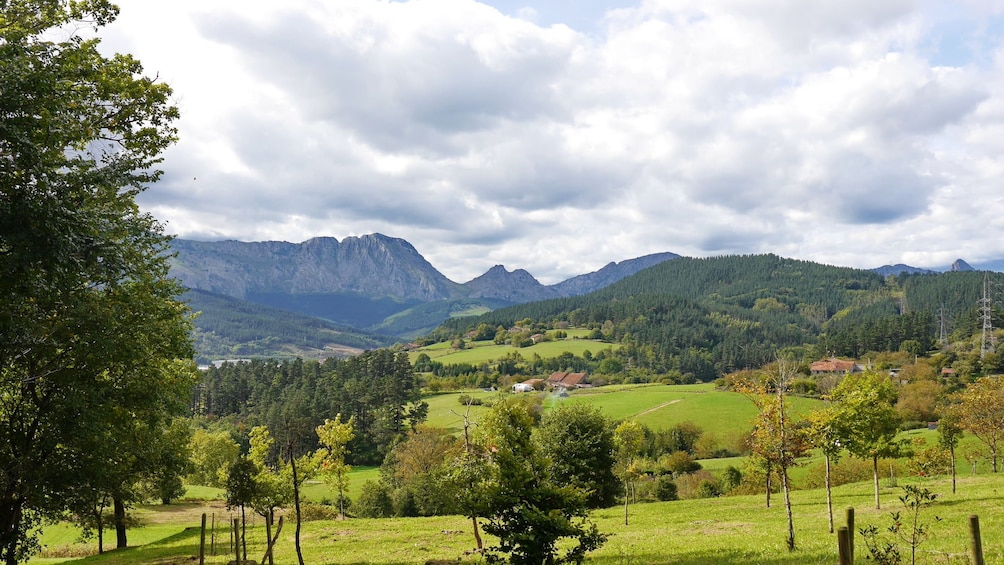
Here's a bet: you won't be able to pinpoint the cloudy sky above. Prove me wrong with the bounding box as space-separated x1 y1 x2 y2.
100 0 1004 284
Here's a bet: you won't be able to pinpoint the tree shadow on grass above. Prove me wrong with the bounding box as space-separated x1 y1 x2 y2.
587 548 836 565
70 527 202 565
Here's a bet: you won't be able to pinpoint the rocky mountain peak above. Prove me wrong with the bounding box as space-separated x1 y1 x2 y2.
951 258 975 272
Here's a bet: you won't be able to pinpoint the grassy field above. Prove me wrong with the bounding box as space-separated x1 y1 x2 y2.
410 336 620 365
421 383 825 438
30 473 1004 564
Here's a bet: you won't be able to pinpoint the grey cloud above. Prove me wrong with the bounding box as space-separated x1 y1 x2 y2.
196 9 575 155
822 156 938 224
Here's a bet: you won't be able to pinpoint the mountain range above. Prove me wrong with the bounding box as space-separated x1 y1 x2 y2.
168 234 680 359
168 233 1001 361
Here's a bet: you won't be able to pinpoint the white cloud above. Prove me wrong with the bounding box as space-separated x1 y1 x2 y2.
98 0 1004 284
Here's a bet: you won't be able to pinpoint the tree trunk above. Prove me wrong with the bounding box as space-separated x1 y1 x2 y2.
950 445 957 494
240 505 247 562
113 498 127 549
291 453 305 565
623 481 629 525
471 516 483 551
825 454 834 534
1 500 23 565
97 509 104 554
764 464 772 508
264 512 273 565
777 387 795 551
872 456 880 510
781 465 795 551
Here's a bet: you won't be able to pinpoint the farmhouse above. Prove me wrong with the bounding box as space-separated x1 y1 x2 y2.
810 358 861 376
547 371 590 390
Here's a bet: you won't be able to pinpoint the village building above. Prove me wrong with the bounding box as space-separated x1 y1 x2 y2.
546 371 590 390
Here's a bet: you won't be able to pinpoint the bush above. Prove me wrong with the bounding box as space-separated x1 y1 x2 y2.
697 479 722 498
674 470 718 500
720 466 743 493
457 394 483 406
661 451 702 477
655 476 678 501
393 487 418 517
355 480 394 518
299 503 341 522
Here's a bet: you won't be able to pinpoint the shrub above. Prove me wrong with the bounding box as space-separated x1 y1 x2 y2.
661 451 702 477
355 480 394 518
655 476 678 501
674 470 718 500
300 503 341 522
457 394 483 406
720 466 743 493
697 479 722 498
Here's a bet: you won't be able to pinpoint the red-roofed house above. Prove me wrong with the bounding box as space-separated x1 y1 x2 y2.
810 358 860 375
547 371 589 390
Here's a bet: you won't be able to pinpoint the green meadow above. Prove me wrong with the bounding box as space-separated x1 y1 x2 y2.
421 383 824 438
410 335 619 366
33 384 999 564
32 474 1004 564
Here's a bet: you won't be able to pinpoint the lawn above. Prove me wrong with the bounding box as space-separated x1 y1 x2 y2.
411 337 620 365
30 473 1004 564
420 384 827 437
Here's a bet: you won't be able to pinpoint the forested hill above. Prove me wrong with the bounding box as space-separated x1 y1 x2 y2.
431 255 1004 380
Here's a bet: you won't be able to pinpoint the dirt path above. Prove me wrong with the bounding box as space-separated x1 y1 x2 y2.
634 398 682 417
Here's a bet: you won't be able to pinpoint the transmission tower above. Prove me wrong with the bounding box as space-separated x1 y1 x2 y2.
979 273 996 359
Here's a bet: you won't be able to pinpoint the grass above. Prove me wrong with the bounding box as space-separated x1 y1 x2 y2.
31 473 1004 564
421 383 825 437
410 337 620 365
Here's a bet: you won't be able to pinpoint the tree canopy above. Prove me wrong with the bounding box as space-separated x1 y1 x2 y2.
0 1 193 561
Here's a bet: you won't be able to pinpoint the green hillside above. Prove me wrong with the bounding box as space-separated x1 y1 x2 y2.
185 289 396 363
421 384 825 439
430 255 1004 381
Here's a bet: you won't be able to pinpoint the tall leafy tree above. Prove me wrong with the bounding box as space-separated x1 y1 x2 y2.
0 2 191 562
536 404 619 509
831 371 904 510
477 397 606 564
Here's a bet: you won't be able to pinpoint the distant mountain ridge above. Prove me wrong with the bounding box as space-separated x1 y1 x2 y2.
169 235 462 302
168 234 1004 360
168 234 683 354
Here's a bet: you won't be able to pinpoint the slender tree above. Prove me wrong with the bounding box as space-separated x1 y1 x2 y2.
730 359 807 550
831 371 904 510
613 420 644 525
805 406 845 533
954 376 1004 473
937 411 963 493
316 415 356 519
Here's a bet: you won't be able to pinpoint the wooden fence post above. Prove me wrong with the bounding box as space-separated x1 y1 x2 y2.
970 514 985 565
837 527 852 565
199 513 206 565
845 506 855 562
211 512 215 555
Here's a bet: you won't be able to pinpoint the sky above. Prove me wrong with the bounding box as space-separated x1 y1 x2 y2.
98 0 1004 285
